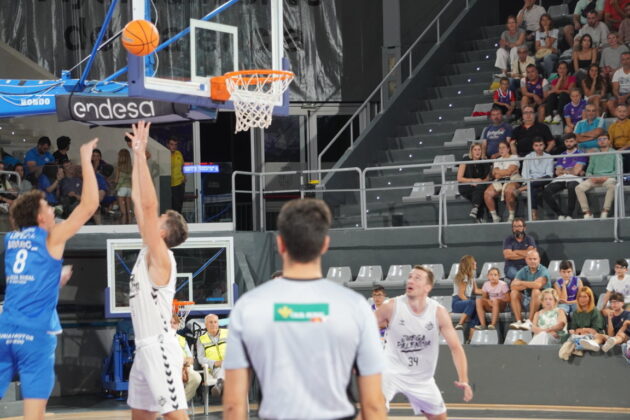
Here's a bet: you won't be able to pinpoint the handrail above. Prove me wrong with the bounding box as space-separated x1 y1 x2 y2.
317 0 469 171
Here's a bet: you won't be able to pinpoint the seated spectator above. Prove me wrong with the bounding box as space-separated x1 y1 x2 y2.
553 260 584 316
509 46 536 94
91 148 113 178
171 315 201 404
618 2 630 44
25 136 54 176
503 217 537 281
509 250 551 330
604 0 629 31
572 34 598 83
579 291 630 351
558 286 604 360
543 61 575 123
493 77 517 118
599 259 630 311
519 137 554 220
562 0 605 48
196 314 227 397
451 255 482 331
495 15 526 77
575 9 610 48
511 105 555 157
600 32 629 81
38 163 62 208
581 64 607 112
474 267 510 331
543 133 588 219
481 108 513 159
529 288 567 345
0 163 34 210
564 88 588 133
484 141 521 223
520 65 550 123
607 51 630 116
59 164 82 219
534 14 559 77
113 149 132 224
53 135 71 165
609 103 630 173
517 0 546 41
574 103 606 149
371 285 388 339
458 143 491 222
575 134 617 218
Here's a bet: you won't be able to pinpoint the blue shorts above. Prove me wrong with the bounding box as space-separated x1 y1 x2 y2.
0 324 57 399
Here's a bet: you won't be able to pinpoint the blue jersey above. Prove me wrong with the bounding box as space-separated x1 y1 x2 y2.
0 226 62 334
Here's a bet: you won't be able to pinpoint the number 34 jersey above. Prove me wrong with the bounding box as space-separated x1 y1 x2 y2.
383 295 441 381
0 227 62 334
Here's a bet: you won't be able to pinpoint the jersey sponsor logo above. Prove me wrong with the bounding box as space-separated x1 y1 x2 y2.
274 303 329 322
425 321 434 331
397 334 431 353
0 333 34 345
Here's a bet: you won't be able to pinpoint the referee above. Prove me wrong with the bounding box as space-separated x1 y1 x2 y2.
223 198 386 419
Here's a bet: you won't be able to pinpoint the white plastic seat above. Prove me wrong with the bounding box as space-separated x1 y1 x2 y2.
421 264 445 283
439 181 460 200
579 259 611 286
443 263 459 283
326 266 352 285
451 128 476 143
384 264 412 285
440 329 464 345
547 4 568 20
477 262 505 280
504 329 533 345
355 265 383 283
547 259 576 281
432 295 453 309
402 182 435 203
470 329 499 345
423 154 456 175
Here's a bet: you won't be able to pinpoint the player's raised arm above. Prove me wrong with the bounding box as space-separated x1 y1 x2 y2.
47 138 100 259
436 305 473 402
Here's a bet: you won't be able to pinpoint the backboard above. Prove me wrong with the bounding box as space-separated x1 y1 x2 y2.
128 0 288 113
105 236 235 317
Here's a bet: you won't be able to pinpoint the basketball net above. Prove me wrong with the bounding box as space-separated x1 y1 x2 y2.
173 299 194 330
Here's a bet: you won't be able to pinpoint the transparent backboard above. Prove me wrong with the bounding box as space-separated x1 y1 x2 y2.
106 237 235 317
128 0 286 109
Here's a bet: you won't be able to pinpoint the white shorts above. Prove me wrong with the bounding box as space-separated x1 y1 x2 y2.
117 187 131 197
127 335 188 414
383 372 446 416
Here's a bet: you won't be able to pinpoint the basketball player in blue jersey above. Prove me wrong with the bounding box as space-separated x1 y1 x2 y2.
375 266 473 419
0 139 100 419
124 121 189 420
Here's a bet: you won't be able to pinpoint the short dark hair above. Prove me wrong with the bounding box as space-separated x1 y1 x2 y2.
512 217 526 227
526 64 538 71
37 136 51 147
532 136 545 145
563 132 577 141
413 264 435 286
586 9 598 17
277 198 332 263
162 210 188 248
616 259 629 268
559 260 574 271
168 138 179 143
372 285 386 294
10 190 45 230
500 76 510 84
56 136 71 150
93 148 102 157
609 291 625 302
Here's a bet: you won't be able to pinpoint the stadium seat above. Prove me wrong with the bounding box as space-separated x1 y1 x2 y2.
326 266 352 285
478 262 505 280
579 259 611 286
439 181 460 200
432 295 453 309
402 182 435 203
384 264 412 286
444 128 476 146
440 263 459 286
347 265 382 289
423 154 456 175
440 329 464 345
547 4 569 20
547 259 577 281
422 264 445 283
470 329 499 345
504 329 533 345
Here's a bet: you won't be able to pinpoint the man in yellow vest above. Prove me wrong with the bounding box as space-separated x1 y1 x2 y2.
167 137 185 215
171 315 201 404
195 314 228 396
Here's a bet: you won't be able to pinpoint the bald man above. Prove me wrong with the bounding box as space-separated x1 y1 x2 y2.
196 314 228 396
509 250 552 331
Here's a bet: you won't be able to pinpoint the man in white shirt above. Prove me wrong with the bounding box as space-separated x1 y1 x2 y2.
608 52 630 116
517 0 546 39
519 138 554 220
575 9 610 48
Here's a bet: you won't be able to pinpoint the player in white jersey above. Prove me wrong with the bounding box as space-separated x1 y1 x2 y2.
125 121 189 420
375 266 473 419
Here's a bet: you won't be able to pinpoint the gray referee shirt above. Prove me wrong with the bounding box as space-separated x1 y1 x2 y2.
224 277 384 419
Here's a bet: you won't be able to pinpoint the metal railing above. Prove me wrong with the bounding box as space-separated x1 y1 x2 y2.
317 0 472 171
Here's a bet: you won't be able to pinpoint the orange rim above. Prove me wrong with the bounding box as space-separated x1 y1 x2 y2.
224 69 294 85
173 299 195 309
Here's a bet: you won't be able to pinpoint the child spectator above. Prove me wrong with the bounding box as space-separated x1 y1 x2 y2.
53 135 71 165
600 259 630 310
474 267 509 331
113 149 132 224
553 260 583 316
493 77 516 118
451 255 482 330
38 163 62 208
564 88 588 134
558 286 605 360
580 292 630 352
371 285 388 339
581 64 607 113
529 288 567 345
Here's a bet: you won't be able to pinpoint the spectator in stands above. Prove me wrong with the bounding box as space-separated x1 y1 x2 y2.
618 2 630 43
0 147 20 169
604 0 629 30
503 218 537 281
481 108 513 159
53 135 71 165
474 267 509 331
509 250 551 330
543 133 588 219
93 165 114 225
113 149 132 224
580 291 630 351
484 141 521 223
495 15 526 77
520 65 550 123
558 286 604 360
371 285 388 339
563 0 605 51
574 103 606 149
519 137 554 220
575 134 617 218
168 137 186 215
581 64 607 112
493 77 516 118
529 288 567 345
600 32 629 81
553 260 583 316
458 143 491 222
25 136 54 176
59 164 82 219
38 163 62 211
543 61 575 124
517 0 547 41
451 255 482 331
607 51 630 116
535 14 559 77
572 34 598 83
171 315 201 404
0 163 33 209
511 104 555 156
575 9 610 48
600 259 630 310
509 46 536 94
564 88 588 133
608 103 630 172
196 314 227 397
91 148 112 178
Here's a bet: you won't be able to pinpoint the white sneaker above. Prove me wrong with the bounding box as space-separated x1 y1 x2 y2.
565 216 572 220
520 319 533 330
583 213 593 219
558 215 566 220
509 320 524 329
507 214 515 223
492 214 501 223
544 115 552 123
552 114 562 124
579 338 601 352
602 336 616 352
600 211 609 219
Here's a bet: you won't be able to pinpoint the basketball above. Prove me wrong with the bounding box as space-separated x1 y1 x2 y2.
121 19 159 56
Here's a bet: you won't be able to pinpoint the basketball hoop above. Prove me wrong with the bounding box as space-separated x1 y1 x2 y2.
173 299 195 330
213 69 294 133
